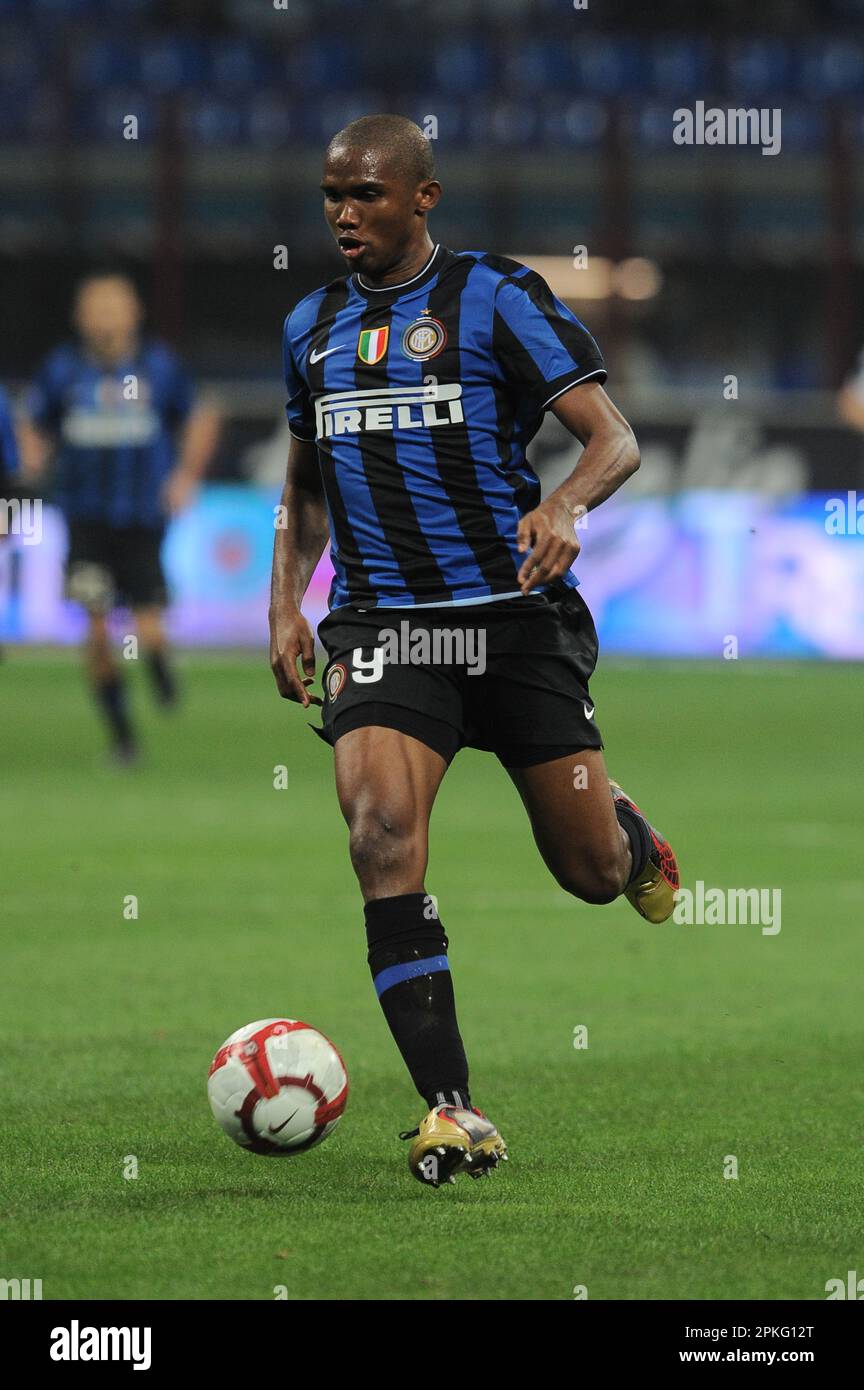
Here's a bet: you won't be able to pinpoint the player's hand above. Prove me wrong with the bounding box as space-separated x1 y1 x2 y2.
269 605 322 706
162 470 199 515
516 498 584 595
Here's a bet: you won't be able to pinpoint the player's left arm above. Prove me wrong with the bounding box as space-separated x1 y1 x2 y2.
516 381 639 595
159 351 222 514
164 400 222 515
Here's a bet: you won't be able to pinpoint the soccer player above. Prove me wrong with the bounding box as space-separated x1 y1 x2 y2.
270 115 679 1187
19 272 220 760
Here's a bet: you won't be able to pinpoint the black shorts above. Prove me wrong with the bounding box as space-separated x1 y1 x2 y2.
312 582 603 769
65 520 168 612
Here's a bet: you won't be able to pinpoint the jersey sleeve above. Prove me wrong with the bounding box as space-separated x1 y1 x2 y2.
492 270 607 414
282 314 316 442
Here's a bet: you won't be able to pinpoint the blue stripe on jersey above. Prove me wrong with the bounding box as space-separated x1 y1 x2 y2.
324 296 415 604
373 954 450 998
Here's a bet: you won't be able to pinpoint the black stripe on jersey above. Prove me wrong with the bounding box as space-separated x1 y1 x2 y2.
307 281 371 604
353 302 449 604
474 266 525 468
489 369 540 515
423 256 520 593
484 253 605 405
478 253 530 278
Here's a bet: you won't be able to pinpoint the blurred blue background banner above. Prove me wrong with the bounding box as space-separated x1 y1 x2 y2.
3 487 862 658
577 491 864 658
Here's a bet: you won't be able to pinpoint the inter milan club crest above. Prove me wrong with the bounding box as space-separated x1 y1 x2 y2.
357 326 389 364
326 662 347 702
401 314 447 361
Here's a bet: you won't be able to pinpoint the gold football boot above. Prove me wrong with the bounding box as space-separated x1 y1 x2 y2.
400 1104 508 1187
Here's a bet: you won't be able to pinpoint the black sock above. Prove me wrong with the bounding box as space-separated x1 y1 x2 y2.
365 892 471 1112
615 801 652 884
146 648 177 705
96 674 135 750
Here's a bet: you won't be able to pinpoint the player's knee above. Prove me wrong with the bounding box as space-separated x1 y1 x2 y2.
348 807 422 882
135 607 165 647
555 856 625 906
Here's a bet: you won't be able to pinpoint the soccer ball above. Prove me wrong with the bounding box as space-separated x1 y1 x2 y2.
207 1018 348 1156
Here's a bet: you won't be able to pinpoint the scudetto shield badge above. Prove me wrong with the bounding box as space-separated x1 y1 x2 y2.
401 316 447 361
357 326 390 364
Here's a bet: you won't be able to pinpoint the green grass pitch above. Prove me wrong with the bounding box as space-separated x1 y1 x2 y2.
2 650 861 1301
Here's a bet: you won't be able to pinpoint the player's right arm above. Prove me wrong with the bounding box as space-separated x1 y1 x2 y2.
268 434 329 706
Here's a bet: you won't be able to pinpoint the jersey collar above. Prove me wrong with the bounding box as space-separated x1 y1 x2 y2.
351 244 443 303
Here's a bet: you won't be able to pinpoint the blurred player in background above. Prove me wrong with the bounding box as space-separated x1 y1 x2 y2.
19 273 220 761
270 115 680 1188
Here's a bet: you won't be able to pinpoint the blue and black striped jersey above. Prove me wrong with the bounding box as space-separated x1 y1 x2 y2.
27 341 194 528
283 245 606 610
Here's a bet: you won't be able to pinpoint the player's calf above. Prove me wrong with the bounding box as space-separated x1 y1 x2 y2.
552 849 629 905
609 780 679 923
508 748 637 908
135 609 178 708
85 614 138 762
143 646 178 708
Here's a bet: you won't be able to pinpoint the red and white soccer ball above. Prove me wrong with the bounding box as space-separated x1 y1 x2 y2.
207 1018 349 1156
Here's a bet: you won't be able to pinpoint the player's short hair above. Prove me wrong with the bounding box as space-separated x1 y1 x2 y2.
326 114 436 186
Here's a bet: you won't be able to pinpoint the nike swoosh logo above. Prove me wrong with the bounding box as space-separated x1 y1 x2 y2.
584 703 595 719
268 1110 298 1134
309 345 345 364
